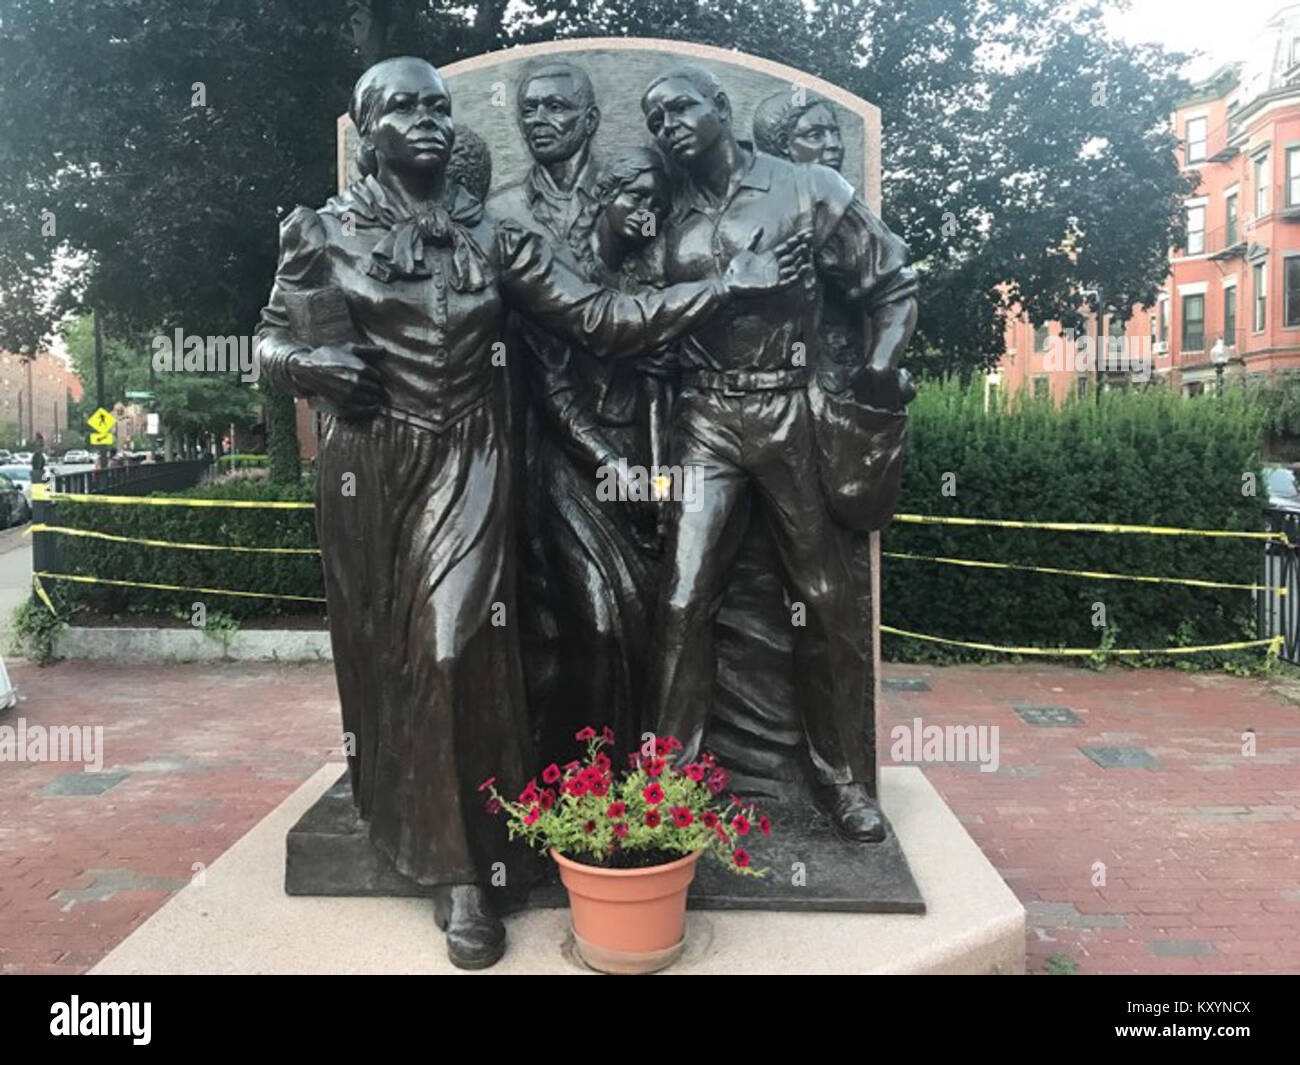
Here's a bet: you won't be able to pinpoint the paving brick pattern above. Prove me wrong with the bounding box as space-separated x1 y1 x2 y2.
0 659 1296 974
882 664 1300 975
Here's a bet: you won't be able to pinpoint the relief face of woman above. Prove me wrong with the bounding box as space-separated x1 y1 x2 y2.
258 58 808 970
603 166 670 246
787 102 843 170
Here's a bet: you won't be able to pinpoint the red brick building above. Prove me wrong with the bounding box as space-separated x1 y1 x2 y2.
996 5 1300 400
0 350 80 446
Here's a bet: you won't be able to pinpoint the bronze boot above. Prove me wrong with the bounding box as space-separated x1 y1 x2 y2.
433 884 506 969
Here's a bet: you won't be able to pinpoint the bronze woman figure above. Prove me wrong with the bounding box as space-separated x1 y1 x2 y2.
257 57 806 968
527 146 677 766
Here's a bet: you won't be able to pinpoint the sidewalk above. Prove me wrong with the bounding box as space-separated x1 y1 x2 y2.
0 658 1296 974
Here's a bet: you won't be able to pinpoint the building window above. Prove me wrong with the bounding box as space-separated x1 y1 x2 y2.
1255 153 1270 217
1186 204 1206 254
1225 286 1237 345
1286 258 1300 327
1185 116 1207 163
1254 262 1267 331
1289 148 1300 207
1181 293 1205 352
1033 375 1049 399
1077 376 1089 399
1033 323 1050 352
1226 193 1238 245
1160 299 1169 344
1149 311 1157 351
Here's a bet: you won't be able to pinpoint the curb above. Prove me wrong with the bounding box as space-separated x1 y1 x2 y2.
53 626 332 663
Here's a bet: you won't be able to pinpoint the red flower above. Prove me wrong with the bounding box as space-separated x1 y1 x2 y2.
539 789 556 810
655 736 683 755
683 763 706 781
477 776 496 792
732 814 751 835
758 815 772 835
575 726 596 741
645 757 667 778
644 809 662 828
701 811 719 828
523 804 541 826
613 822 629 838
583 819 597 834
594 753 611 773
671 806 694 828
643 782 665 805
706 769 729 795
733 848 751 868
563 760 580 775
518 781 539 805
485 798 501 815
566 777 588 798
589 778 609 797
601 726 616 745
606 802 627 819
715 824 727 841
541 763 561 784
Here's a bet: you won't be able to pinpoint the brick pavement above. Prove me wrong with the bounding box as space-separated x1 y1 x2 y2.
0 658 1296 974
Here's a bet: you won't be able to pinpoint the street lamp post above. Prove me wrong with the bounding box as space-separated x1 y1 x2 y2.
1211 337 1228 399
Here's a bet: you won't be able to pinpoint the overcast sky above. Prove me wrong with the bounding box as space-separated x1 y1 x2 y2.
1108 0 1291 78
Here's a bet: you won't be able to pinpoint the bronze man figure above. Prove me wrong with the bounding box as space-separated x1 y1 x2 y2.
257 57 809 969
641 64 918 842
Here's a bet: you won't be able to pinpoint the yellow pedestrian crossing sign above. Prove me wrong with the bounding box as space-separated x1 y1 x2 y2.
89 431 114 445
87 407 116 434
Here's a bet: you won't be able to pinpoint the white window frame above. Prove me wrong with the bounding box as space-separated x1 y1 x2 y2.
1185 114 1208 163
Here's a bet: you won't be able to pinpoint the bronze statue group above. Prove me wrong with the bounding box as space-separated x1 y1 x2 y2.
259 55 916 968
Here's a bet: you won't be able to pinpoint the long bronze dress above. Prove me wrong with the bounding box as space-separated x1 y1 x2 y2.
257 174 729 886
525 233 672 767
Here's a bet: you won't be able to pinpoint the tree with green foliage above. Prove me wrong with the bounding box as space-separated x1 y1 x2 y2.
0 0 1194 438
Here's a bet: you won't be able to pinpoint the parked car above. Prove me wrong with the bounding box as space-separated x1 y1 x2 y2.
0 472 32 527
12 451 33 465
0 463 49 504
0 450 11 463
1265 465 1300 511
60 449 93 465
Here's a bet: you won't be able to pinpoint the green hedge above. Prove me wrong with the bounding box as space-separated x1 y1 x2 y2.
881 379 1269 666
214 453 268 470
44 473 323 621
33 381 1276 668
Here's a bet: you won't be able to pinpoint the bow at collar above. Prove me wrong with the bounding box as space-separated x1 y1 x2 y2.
326 174 491 291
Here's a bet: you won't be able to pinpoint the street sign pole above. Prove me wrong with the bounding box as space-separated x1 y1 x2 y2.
93 309 107 465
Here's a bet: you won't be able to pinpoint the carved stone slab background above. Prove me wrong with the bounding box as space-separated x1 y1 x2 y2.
337 37 881 213
333 37 890 800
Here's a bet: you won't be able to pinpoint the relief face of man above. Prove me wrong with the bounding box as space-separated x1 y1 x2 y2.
518 73 596 163
363 59 454 175
643 77 728 164
788 102 843 169
605 167 670 244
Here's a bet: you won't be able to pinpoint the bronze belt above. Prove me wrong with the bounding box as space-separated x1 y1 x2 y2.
682 367 811 395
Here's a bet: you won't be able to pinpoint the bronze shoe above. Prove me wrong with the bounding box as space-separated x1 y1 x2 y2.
815 782 887 843
433 884 506 969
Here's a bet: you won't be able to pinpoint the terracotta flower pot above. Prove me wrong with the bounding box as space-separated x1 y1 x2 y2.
551 848 703 974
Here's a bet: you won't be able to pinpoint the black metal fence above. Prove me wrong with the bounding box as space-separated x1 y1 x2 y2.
32 460 210 585
53 459 208 497
1260 506 1300 664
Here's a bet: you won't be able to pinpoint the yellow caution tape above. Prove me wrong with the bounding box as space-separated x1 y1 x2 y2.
880 625 1282 657
31 573 58 614
892 512 1287 543
882 550 1287 595
41 489 314 509
33 571 326 604
27 524 320 555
